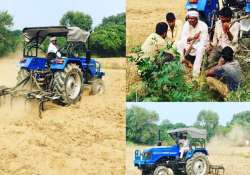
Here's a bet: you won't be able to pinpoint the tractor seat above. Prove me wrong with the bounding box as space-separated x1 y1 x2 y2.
47 52 57 60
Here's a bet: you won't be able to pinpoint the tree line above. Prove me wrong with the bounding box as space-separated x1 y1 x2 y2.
0 11 125 57
126 106 250 145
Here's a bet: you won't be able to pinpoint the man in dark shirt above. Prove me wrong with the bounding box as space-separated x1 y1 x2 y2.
206 46 241 96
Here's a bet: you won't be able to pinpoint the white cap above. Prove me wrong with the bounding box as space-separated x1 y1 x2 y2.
186 10 199 18
50 36 57 42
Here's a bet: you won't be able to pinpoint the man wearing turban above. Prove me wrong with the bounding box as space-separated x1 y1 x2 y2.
177 9 209 78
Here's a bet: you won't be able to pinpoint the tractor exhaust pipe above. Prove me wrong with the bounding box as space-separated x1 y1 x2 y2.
157 129 162 146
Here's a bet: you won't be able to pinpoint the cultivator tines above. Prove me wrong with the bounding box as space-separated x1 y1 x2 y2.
26 91 60 118
0 75 61 118
0 86 11 96
209 164 225 175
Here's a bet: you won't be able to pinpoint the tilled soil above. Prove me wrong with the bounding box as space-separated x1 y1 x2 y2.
0 55 126 175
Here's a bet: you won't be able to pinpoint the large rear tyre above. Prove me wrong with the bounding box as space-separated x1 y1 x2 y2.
186 153 209 175
52 63 83 105
16 68 33 90
153 166 171 175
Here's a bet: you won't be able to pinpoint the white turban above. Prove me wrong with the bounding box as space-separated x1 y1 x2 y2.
186 10 199 18
50 37 57 42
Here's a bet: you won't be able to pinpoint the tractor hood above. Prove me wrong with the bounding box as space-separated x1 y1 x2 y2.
23 26 90 44
134 145 179 167
143 145 179 155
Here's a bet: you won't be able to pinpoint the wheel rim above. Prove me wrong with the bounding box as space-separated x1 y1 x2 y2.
96 83 104 94
193 159 206 175
66 72 81 100
157 169 168 175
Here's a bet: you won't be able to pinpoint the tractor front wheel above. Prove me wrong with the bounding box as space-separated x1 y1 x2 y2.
53 63 83 105
91 79 105 95
153 166 171 175
186 153 209 175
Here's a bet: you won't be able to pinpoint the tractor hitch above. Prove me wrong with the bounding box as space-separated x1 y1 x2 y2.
209 164 225 175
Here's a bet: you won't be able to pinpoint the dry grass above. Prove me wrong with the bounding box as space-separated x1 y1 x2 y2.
126 0 186 53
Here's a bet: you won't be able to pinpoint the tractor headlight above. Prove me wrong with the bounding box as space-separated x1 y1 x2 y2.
20 58 26 63
188 0 198 3
143 152 152 160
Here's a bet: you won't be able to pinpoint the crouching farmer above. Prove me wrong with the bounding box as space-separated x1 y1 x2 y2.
177 9 209 78
141 22 174 63
206 46 241 97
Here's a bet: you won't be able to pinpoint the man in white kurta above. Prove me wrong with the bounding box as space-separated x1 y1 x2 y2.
47 37 61 58
177 10 209 78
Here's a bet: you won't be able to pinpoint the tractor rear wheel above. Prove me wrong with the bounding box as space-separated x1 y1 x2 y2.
91 79 105 95
53 63 83 105
16 68 33 90
186 153 209 175
153 166 171 175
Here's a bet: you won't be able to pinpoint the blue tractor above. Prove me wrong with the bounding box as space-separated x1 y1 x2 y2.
134 128 211 175
0 26 105 116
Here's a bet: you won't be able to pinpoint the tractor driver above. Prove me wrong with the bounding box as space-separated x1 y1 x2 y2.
47 36 62 59
179 133 190 159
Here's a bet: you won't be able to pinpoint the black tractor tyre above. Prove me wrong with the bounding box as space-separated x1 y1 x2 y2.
52 63 83 105
153 166 171 175
91 78 105 95
16 68 33 90
142 170 153 175
186 153 209 175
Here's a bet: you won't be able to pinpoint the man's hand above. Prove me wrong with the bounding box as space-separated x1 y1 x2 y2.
206 43 213 53
222 22 230 33
187 32 200 43
193 32 200 40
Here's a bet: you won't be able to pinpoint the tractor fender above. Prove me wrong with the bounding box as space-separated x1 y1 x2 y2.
185 149 208 160
19 57 47 70
51 58 96 77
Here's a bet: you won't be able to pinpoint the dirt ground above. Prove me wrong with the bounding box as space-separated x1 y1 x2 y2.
126 0 186 52
126 0 223 51
126 143 250 175
0 54 126 175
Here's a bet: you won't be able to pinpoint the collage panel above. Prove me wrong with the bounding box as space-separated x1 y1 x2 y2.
0 0 126 174
126 102 250 175
126 0 250 102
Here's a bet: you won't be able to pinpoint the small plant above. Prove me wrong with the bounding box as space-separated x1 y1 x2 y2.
127 44 212 102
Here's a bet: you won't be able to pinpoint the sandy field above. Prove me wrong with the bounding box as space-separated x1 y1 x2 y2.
0 53 126 175
126 0 186 52
126 142 250 175
126 0 224 51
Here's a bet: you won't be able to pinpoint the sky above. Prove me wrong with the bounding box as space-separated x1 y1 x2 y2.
126 102 250 126
0 0 125 30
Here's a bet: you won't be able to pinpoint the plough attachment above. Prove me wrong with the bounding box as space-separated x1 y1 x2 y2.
0 86 11 96
0 77 60 118
209 164 225 175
